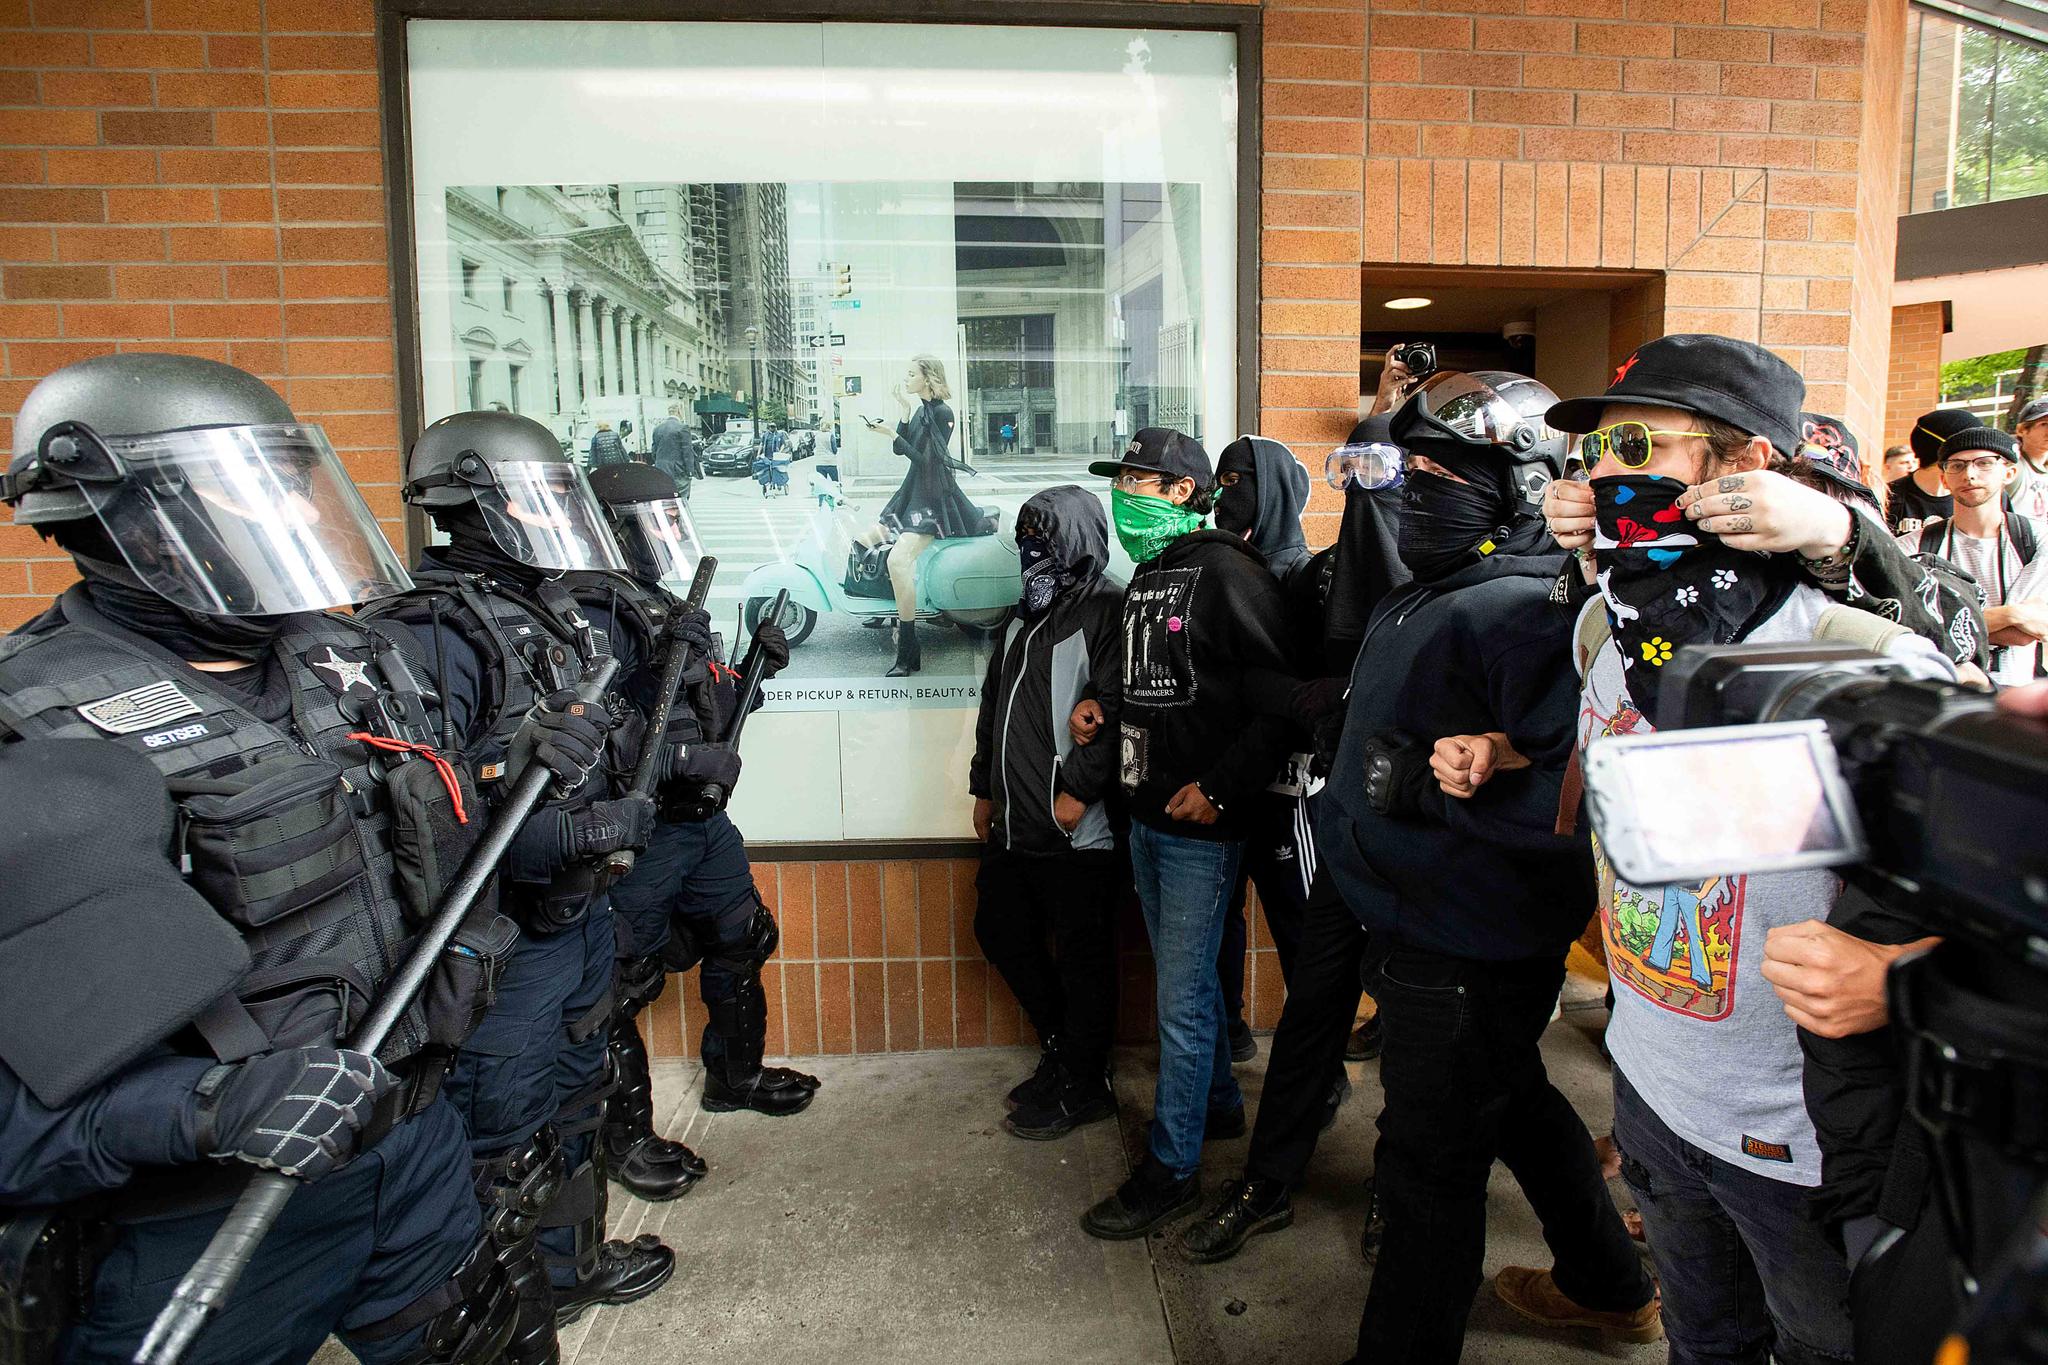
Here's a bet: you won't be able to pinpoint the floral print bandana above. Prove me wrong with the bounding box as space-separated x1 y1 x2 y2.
1590 473 1799 723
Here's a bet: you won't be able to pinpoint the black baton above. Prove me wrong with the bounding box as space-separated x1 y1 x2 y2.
604 556 718 878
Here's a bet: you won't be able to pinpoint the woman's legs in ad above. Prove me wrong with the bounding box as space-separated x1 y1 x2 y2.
884 531 935 676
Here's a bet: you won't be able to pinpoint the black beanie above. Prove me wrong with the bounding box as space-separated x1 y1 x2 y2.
1937 426 2019 463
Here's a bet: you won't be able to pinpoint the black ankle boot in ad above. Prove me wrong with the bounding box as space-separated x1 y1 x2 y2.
886 619 921 677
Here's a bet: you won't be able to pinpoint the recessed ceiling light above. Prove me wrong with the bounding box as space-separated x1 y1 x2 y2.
1384 297 1433 310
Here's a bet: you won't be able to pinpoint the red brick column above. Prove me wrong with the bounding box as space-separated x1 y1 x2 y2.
1884 299 1946 449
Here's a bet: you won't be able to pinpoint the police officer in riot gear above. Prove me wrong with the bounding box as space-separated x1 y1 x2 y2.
0 353 541 1363
578 463 814 1194
366 410 677 1349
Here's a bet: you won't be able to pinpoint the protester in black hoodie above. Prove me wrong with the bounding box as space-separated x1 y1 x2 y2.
969 486 1124 1141
1210 434 1314 1059
1076 428 1295 1242
1319 373 1657 1363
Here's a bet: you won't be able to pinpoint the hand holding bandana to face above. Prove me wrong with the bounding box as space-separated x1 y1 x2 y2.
1591 474 1800 722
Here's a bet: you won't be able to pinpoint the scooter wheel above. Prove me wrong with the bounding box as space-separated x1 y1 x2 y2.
745 596 816 646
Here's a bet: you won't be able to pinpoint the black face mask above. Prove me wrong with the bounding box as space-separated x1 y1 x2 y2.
1397 470 1513 583
1325 483 1411 653
1213 457 1259 539
431 504 547 589
1591 474 1800 723
57 520 289 662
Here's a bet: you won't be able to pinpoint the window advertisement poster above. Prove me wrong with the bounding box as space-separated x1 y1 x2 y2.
406 20 1239 841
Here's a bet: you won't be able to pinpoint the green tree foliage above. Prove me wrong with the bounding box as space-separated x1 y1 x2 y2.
1941 348 2028 397
1953 31 2048 205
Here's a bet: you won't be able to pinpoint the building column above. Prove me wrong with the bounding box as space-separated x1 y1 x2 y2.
547 283 575 414
628 315 645 396
636 318 655 396
575 289 600 407
597 300 622 397
647 323 664 399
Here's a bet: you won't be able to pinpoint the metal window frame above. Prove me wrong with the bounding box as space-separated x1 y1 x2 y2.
376 0 1261 860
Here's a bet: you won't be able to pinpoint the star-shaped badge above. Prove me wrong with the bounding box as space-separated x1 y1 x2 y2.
308 645 375 696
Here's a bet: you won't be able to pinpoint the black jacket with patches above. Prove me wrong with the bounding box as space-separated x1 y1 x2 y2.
1317 546 1597 960
1118 529 1295 841
968 486 1122 856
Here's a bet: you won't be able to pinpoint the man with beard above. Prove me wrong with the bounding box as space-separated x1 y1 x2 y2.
1317 371 1659 1363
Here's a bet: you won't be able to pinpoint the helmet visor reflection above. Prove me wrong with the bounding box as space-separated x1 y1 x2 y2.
475 460 627 573
611 496 703 591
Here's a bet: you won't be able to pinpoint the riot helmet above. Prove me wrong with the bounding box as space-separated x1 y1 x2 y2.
3 354 412 615
586 460 704 592
404 410 626 574
1391 370 1567 512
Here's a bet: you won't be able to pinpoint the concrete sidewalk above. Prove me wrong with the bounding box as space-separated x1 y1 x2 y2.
562 1001 1659 1365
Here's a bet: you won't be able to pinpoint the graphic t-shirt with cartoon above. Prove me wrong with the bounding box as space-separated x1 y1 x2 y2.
1578 584 1944 1186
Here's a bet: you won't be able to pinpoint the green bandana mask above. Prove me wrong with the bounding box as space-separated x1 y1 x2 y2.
1111 487 1206 564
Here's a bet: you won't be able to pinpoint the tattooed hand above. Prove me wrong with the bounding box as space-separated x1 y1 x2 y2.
1676 468 1851 559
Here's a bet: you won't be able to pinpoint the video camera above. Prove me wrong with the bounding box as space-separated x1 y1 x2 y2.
1582 642 2048 1365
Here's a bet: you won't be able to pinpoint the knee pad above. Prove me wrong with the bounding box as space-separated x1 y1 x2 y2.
660 919 705 975
706 898 779 977
614 954 667 1019
359 1235 519 1365
474 1127 565 1249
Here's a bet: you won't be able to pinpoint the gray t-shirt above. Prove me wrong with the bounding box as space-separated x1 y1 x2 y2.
1577 585 1948 1185
1896 516 2048 686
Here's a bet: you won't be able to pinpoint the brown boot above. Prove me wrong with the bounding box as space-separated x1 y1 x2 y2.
1493 1266 1663 1344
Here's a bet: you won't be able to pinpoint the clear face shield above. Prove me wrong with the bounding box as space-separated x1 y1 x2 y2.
472 460 627 573
1409 371 1562 449
51 421 413 615
1325 441 1406 492
609 496 703 591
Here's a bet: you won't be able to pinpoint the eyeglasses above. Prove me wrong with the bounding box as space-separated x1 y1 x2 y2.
1941 456 2009 478
1112 472 1170 493
1577 422 1712 470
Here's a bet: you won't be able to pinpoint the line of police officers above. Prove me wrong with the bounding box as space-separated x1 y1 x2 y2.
0 353 814 1364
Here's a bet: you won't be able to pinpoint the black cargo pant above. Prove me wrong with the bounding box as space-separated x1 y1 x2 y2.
972 848 1120 1077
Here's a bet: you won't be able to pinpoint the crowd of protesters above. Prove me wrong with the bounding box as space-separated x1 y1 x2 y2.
967 335 2048 1364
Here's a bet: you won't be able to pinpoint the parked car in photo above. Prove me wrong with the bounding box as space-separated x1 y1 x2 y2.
702 430 758 476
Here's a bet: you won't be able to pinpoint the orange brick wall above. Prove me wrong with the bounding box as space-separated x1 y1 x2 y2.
1884 299 1945 449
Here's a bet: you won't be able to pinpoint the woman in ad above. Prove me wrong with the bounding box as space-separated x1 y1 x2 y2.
858 354 984 676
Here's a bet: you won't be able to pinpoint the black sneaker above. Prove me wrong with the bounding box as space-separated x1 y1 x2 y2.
1359 1178 1386 1263
1207 1103 1248 1139
1345 1015 1383 1061
1006 1071 1116 1141
1180 1178 1294 1263
552 1234 675 1326
1320 1072 1353 1132
1229 1018 1257 1063
1007 1040 1060 1109
1081 1156 1200 1240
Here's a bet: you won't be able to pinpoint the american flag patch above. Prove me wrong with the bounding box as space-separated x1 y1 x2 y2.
77 681 204 735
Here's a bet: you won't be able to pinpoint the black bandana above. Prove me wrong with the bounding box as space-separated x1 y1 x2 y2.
1016 532 1072 619
1397 470 1550 584
1591 474 1799 722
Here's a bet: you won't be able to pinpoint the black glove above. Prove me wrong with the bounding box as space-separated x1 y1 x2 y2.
1360 730 1436 819
508 688 612 788
665 741 741 792
195 1047 393 1181
750 622 791 680
1290 676 1349 730
667 604 714 660
566 795 656 859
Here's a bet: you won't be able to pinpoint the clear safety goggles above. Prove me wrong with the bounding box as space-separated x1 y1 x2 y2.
608 496 704 592
1325 441 1405 492
50 421 412 615
472 460 627 574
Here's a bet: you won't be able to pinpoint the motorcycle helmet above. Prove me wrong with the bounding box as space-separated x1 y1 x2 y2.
1390 370 1568 513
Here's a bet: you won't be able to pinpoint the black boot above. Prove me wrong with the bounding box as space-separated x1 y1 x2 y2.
551 1234 675 1326
702 1064 821 1116
1007 1038 1061 1109
1180 1178 1294 1263
601 1024 706 1201
885 618 921 677
498 1236 561 1364
1229 1017 1257 1063
701 987 822 1117
1081 1153 1201 1240
1005 1059 1115 1141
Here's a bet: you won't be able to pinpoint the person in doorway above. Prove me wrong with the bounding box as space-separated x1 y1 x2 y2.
857 354 983 676
2009 395 2048 521
587 420 628 470
1000 419 1017 454
969 486 1124 1140
650 402 701 493
1896 425 2048 687
1881 443 1916 483
1884 407 1978 534
1076 428 1296 1241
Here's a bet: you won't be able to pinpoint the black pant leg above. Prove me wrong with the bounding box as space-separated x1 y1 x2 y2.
1046 849 1121 1075
1244 793 1310 983
1243 888 1368 1188
973 850 1061 1043
1217 871 1249 1024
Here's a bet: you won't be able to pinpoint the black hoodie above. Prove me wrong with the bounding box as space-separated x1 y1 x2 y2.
1215 435 1312 582
1316 544 1595 959
1119 528 1296 841
969 487 1122 855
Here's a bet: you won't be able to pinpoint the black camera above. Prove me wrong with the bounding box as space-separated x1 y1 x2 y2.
1389 341 1437 381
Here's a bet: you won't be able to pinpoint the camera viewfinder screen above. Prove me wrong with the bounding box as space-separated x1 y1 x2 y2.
1596 727 1857 876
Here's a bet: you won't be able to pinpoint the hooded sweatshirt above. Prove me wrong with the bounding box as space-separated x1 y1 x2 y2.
1215 435 1312 582
1119 528 1296 841
968 486 1122 856
1316 543 1596 960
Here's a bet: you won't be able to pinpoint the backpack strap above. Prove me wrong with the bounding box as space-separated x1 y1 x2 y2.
2008 512 2040 566
1814 603 1913 654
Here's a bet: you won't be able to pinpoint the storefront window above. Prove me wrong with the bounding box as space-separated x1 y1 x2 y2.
405 18 1241 842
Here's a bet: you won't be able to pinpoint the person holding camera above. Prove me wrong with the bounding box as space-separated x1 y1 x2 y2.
1316 370 1658 1363
1541 335 1956 1365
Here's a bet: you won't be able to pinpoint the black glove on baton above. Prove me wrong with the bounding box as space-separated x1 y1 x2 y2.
668 605 715 660
195 1047 394 1181
665 741 741 792
508 687 612 788
752 622 791 680
566 795 657 859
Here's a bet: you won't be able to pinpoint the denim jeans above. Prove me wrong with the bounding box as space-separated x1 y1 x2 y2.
1354 944 1651 1365
1613 1069 1854 1365
1129 820 1243 1180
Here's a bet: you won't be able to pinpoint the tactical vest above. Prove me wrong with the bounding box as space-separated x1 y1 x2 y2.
365 565 618 930
0 586 436 1067
562 570 719 749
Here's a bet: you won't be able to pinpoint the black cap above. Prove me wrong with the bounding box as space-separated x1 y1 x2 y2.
1088 427 1212 486
587 459 678 509
1545 333 1804 458
1797 412 1869 496
1939 426 2019 462
2014 397 2048 428
1908 407 1979 465
0 740 249 1108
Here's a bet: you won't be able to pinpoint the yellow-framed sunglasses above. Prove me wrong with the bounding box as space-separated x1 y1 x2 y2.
1576 421 1712 470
